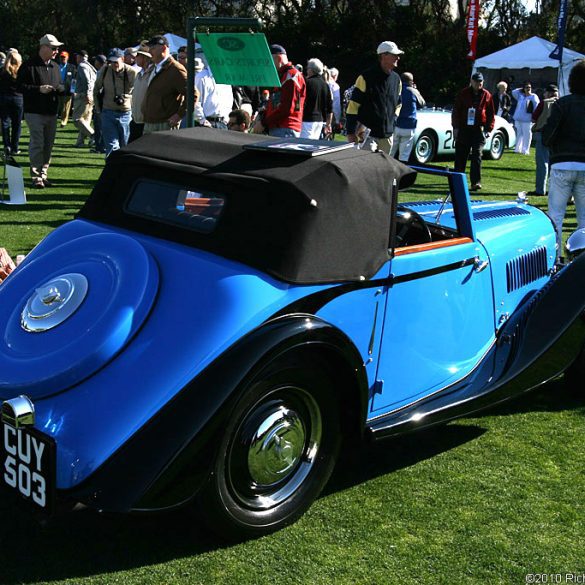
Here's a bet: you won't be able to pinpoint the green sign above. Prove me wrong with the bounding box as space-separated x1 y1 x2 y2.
197 33 281 87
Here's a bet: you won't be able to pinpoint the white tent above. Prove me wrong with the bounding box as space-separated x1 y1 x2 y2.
133 33 187 55
473 36 584 96
163 33 188 55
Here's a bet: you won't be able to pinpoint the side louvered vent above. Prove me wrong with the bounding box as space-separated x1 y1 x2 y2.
403 200 443 208
506 247 548 293
474 207 531 221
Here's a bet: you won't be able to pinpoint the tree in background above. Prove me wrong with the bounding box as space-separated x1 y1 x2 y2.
0 0 583 105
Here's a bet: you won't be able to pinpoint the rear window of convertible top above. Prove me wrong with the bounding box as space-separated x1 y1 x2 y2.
125 178 225 234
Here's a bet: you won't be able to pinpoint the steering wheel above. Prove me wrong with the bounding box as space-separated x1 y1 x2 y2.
394 205 433 247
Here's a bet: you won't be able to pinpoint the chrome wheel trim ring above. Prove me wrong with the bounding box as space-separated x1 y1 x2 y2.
416 136 433 163
227 386 322 511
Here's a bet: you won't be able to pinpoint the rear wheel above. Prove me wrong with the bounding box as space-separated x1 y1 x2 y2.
412 131 437 164
197 359 340 540
486 130 505 160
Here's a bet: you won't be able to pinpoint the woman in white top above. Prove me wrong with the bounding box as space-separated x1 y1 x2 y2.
512 82 540 154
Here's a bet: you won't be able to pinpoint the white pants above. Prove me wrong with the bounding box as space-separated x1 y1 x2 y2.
300 121 323 140
515 120 532 154
548 168 585 254
390 127 415 162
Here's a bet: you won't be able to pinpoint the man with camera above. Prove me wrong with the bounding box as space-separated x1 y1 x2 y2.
93 47 136 156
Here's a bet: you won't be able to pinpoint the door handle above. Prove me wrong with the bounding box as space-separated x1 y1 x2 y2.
474 257 489 273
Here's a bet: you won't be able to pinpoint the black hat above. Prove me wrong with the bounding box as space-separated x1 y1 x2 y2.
471 72 484 82
147 35 169 47
545 83 558 93
269 44 286 55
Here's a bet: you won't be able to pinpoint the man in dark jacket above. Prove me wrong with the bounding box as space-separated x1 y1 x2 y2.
542 60 585 254
300 58 332 139
17 33 64 188
452 72 495 191
346 41 403 154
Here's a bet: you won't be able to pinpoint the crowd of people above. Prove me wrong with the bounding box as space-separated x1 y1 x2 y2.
0 33 584 261
0 34 348 188
450 63 585 253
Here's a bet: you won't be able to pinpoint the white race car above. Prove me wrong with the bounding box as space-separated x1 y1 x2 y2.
411 108 517 164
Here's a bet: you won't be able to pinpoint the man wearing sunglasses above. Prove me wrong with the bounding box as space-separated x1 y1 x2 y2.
17 33 65 189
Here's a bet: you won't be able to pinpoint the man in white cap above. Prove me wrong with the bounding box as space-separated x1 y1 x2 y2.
17 33 65 188
346 41 403 154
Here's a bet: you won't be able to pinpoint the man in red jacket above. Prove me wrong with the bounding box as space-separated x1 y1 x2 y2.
452 72 495 191
253 44 306 137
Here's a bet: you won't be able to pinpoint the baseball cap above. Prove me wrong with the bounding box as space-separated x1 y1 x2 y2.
107 48 124 61
471 72 484 82
95 54 107 65
270 44 287 55
59 51 69 58
124 47 137 57
147 35 169 47
39 34 64 48
545 83 558 93
376 41 404 55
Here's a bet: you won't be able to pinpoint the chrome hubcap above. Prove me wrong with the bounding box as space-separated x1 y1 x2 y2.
228 387 322 510
248 406 306 486
21 273 89 333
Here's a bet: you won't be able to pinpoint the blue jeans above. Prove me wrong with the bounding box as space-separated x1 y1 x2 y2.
101 109 131 157
548 168 585 254
269 127 300 138
533 132 549 195
0 94 23 154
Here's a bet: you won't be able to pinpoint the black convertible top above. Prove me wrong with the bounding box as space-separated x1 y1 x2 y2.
79 128 416 283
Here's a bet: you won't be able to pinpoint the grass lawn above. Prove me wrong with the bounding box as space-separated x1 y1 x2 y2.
0 129 584 585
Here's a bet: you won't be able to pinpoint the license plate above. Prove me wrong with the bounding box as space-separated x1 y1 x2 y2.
1 422 55 513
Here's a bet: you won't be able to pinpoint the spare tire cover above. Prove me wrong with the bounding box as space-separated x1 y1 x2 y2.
0 233 159 399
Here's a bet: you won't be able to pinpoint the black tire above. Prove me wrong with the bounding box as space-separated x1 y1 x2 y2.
486 130 505 160
412 131 437 164
197 358 340 540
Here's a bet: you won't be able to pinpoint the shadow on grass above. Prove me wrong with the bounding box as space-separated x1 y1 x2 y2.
0 425 488 584
2 379 580 583
0 495 220 584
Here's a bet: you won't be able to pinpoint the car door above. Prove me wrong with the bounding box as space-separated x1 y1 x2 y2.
369 174 496 417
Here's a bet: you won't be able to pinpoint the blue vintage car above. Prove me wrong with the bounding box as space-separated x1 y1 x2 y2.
1 129 584 540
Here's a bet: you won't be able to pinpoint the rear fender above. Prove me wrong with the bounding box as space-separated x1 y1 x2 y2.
64 315 368 512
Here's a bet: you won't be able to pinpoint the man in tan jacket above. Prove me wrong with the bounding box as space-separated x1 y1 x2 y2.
142 35 187 133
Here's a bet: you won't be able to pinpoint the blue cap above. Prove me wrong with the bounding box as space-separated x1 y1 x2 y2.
107 48 124 61
270 44 286 55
